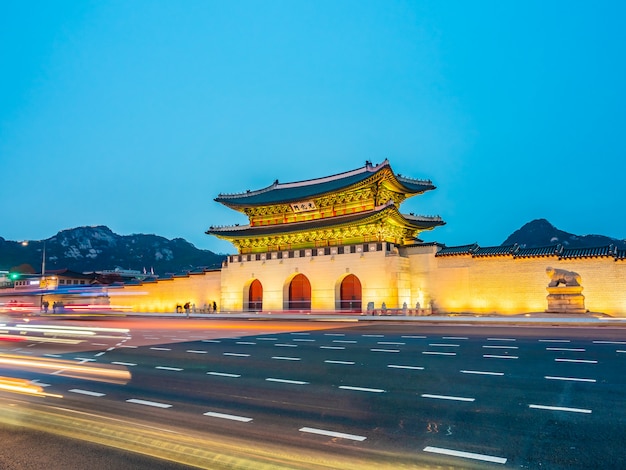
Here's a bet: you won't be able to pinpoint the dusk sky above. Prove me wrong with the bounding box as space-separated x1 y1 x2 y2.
2 1 624 255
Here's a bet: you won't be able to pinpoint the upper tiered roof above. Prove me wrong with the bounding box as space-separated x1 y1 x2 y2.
214 159 435 209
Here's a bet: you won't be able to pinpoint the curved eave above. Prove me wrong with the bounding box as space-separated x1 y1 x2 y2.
207 204 444 238
214 160 435 209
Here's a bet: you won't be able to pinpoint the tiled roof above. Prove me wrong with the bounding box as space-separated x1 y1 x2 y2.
560 245 613 259
616 249 626 261
513 245 562 258
208 202 444 237
214 160 435 207
435 244 478 257
473 244 519 257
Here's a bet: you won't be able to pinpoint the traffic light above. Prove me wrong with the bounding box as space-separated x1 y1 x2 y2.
9 273 19 280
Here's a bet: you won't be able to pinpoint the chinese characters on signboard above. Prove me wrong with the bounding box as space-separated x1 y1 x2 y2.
291 201 317 213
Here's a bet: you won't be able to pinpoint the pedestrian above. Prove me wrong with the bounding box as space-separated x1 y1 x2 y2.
184 302 190 317
212 301 217 313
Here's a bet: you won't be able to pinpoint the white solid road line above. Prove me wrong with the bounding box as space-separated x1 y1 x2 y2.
545 375 596 383
69 389 105 397
203 411 252 422
460 370 504 376
266 378 309 385
299 426 366 441
424 446 507 464
207 372 241 377
271 356 301 361
127 398 172 408
325 360 355 365
339 385 385 393
155 366 183 371
555 358 597 364
421 393 475 402
529 404 592 413
388 364 424 370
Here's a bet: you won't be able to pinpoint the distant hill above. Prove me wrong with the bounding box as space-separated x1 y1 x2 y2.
0 226 226 275
502 219 626 249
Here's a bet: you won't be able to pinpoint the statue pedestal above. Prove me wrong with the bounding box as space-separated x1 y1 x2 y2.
546 286 586 314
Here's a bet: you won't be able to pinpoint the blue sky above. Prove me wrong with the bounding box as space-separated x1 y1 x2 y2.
1 1 624 254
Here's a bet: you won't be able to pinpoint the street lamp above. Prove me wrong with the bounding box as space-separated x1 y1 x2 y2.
20 240 48 312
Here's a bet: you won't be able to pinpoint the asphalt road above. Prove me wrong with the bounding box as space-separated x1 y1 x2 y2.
0 317 625 469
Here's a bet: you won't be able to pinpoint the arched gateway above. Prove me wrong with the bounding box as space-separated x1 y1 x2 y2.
246 279 263 311
339 274 362 311
288 274 311 311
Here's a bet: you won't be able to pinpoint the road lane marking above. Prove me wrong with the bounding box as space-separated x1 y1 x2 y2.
555 358 597 364
321 346 345 350
203 411 252 422
118 345 138 348
150 347 171 351
75 358 96 362
92 343 108 346
378 341 405 345
111 361 137 366
256 337 278 341
539 339 570 343
461 370 504 376
429 343 460 347
333 340 357 343
402 335 426 339
483 355 518 359
266 378 308 385
156 366 183 371
31 380 51 387
324 333 345 337
423 446 506 464
299 427 366 441
423 351 456 356
236 341 256 345
325 360 355 365
529 404 592 413
545 376 596 383
593 340 626 345
69 389 105 397
293 339 315 342
127 399 172 408
223 353 250 357
207 372 240 377
291 332 310 335
618 350 626 353
187 350 208 354
362 334 384 338
421 393 475 402
482 345 518 349
44 354 62 358
275 344 298 347
94 352 106 357
271 356 301 361
370 348 399 353
546 347 585 352
487 338 516 341
339 386 385 393
202 340 221 343
388 364 424 370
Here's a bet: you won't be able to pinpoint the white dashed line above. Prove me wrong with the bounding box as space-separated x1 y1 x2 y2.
429 343 460 347
555 358 597 364
291 333 310 335
539 339 570 343
483 355 518 359
388 364 424 370
75 358 96 362
546 347 585 352
275 344 298 347
321 346 345 350
44 354 62 358
272 356 301 361
377 341 405 345
593 340 626 345
256 337 278 341
544 376 596 383
293 339 315 342
461 370 504 376
423 446 506 464
423 351 456 356
223 353 250 357
204 411 252 422
155 366 183 371
299 427 366 441
324 333 345 337
186 350 208 354
482 345 518 349
202 340 221 343
362 334 384 338
207 372 240 378
370 348 399 353
69 388 105 397
150 347 171 351
94 352 106 357
236 341 256 345
325 360 355 365
266 378 309 385
339 386 385 393
421 393 475 402
333 340 356 344
443 336 468 340
487 338 516 342
402 335 426 339
529 404 591 413
111 361 137 366
118 345 138 348
127 399 172 408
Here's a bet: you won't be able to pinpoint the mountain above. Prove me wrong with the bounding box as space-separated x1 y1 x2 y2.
0 226 226 275
502 219 626 249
